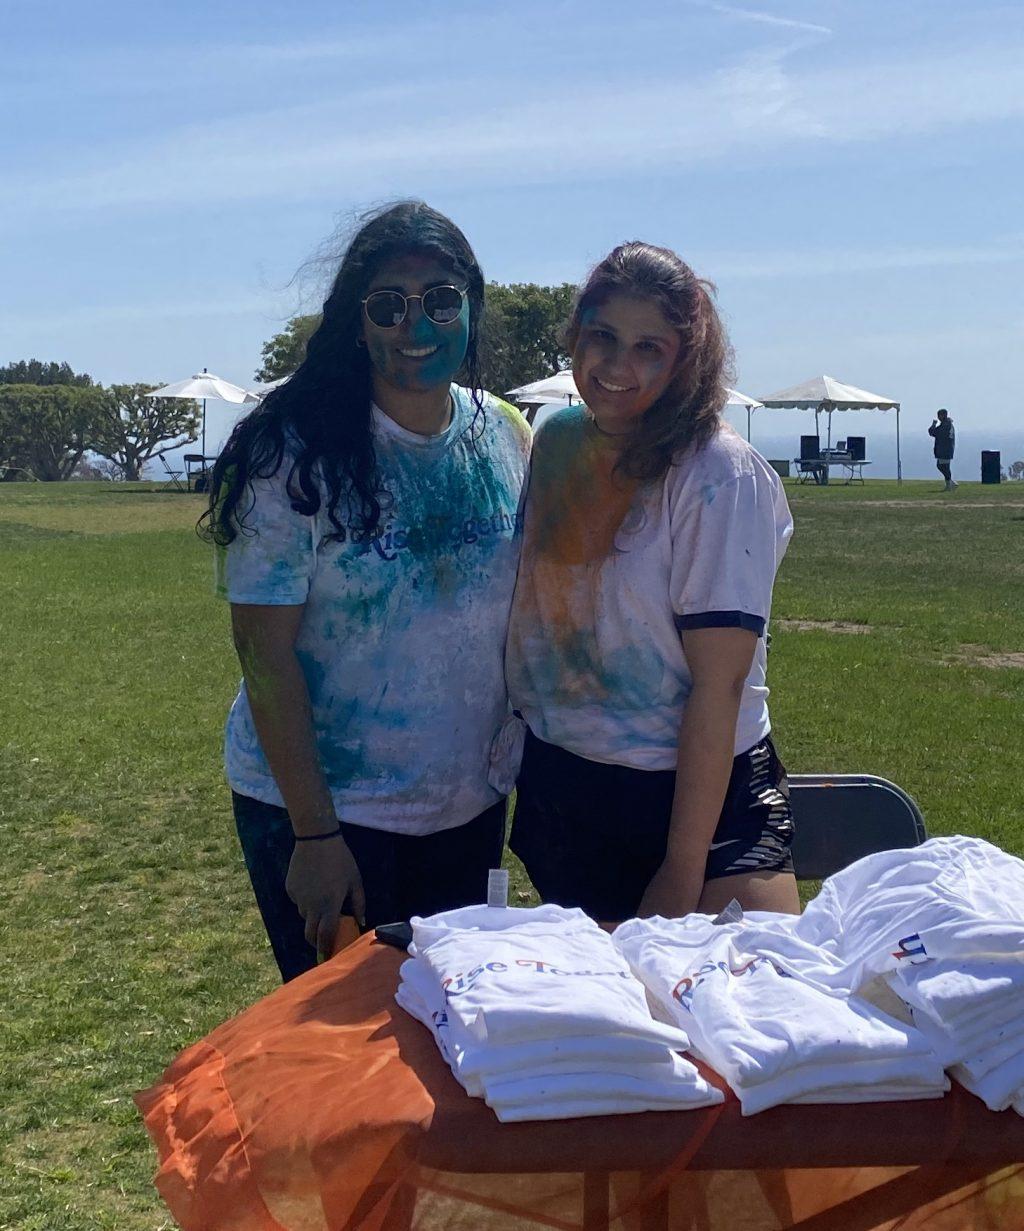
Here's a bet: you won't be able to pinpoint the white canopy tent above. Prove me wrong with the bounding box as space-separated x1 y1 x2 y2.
757 374 902 481
724 388 763 442
505 369 578 411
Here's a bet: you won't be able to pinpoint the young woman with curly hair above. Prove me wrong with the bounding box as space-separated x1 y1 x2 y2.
203 202 530 980
506 242 798 921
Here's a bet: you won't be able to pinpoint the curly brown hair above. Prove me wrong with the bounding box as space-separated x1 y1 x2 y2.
565 241 733 481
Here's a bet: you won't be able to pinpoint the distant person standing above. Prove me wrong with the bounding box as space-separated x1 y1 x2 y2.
928 408 957 490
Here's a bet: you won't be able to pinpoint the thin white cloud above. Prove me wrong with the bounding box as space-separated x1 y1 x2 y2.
0 296 288 333
695 1 833 36
707 238 1024 280
2 38 1022 221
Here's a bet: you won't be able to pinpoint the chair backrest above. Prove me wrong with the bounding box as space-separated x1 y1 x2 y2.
800 435 821 460
788 774 927 881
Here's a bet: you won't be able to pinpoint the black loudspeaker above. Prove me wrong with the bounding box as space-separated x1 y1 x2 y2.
846 436 866 461
800 435 821 460
981 451 1001 484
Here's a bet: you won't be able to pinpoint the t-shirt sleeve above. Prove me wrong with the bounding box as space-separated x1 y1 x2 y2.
669 471 792 637
215 467 317 605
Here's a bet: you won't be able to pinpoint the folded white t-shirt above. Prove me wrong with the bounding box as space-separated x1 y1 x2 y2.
410 904 692 1049
950 1045 1024 1111
482 1060 715 1109
398 904 723 1119
614 915 947 1115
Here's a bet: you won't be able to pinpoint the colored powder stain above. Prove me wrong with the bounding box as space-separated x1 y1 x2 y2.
317 697 362 786
345 588 395 628
524 407 642 641
266 557 302 597
295 649 328 700
530 410 640 567
701 483 717 506
602 642 674 709
213 541 228 598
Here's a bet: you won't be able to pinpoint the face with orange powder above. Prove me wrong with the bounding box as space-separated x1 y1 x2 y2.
572 294 682 435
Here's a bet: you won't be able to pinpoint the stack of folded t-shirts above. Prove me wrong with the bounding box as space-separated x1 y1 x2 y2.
396 903 724 1122
790 835 1024 1115
613 913 950 1116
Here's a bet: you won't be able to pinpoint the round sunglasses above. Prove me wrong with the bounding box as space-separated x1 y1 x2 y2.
361 284 467 330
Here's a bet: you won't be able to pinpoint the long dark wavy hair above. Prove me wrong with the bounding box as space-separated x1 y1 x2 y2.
200 201 487 546
565 242 733 482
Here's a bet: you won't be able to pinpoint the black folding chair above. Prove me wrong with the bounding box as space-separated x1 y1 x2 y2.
788 774 927 880
183 453 212 493
159 454 186 492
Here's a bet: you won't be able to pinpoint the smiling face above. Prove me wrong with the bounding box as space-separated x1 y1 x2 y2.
572 294 682 435
360 251 470 398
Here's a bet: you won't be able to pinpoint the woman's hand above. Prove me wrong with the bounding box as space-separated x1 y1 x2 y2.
286 836 366 962
637 853 703 920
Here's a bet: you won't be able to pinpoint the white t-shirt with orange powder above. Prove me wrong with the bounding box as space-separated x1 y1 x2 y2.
506 408 792 768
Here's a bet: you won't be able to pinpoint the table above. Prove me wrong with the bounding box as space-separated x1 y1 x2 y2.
136 935 1024 1231
794 457 872 485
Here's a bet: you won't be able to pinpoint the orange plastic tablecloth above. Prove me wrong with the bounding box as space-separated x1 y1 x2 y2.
136 934 1024 1230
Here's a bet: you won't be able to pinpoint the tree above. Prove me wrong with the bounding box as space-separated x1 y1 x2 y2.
254 315 320 382
253 282 577 394
479 282 576 396
0 359 92 387
0 384 105 480
89 383 200 481
1008 460 1024 481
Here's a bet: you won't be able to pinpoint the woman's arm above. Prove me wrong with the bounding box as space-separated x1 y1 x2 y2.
637 625 757 918
231 603 366 958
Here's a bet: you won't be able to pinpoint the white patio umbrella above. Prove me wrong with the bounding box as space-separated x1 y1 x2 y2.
758 375 902 481
243 375 291 402
147 368 252 458
724 388 763 442
506 369 579 408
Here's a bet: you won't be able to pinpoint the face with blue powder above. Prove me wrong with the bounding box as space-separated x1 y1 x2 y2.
360 251 470 401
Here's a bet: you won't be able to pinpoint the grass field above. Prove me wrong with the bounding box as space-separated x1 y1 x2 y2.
2 477 1023 1229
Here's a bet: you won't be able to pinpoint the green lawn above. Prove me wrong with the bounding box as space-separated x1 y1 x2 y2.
1 477 1022 1229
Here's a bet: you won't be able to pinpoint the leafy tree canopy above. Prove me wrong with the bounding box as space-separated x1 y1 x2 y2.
0 384 105 480
90 384 200 481
254 316 320 383
0 359 93 387
253 282 577 396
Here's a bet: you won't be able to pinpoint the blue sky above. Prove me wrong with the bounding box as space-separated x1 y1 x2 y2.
3 0 1022 476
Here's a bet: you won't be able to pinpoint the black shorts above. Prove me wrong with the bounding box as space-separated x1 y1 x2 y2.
510 730 794 921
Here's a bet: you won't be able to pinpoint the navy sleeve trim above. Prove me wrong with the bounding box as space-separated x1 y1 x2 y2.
674 610 766 636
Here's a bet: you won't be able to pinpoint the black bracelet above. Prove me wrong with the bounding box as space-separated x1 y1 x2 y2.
294 826 343 842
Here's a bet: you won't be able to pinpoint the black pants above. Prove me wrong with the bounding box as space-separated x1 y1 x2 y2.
232 792 506 981
936 459 952 481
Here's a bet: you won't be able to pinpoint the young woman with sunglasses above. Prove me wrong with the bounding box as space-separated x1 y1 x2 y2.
506 242 799 923
204 202 530 980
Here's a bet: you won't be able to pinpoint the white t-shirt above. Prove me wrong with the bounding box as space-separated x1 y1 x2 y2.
507 410 793 767
220 386 531 834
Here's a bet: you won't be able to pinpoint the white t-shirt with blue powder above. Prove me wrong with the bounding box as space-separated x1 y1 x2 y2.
507 411 792 768
221 386 531 835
